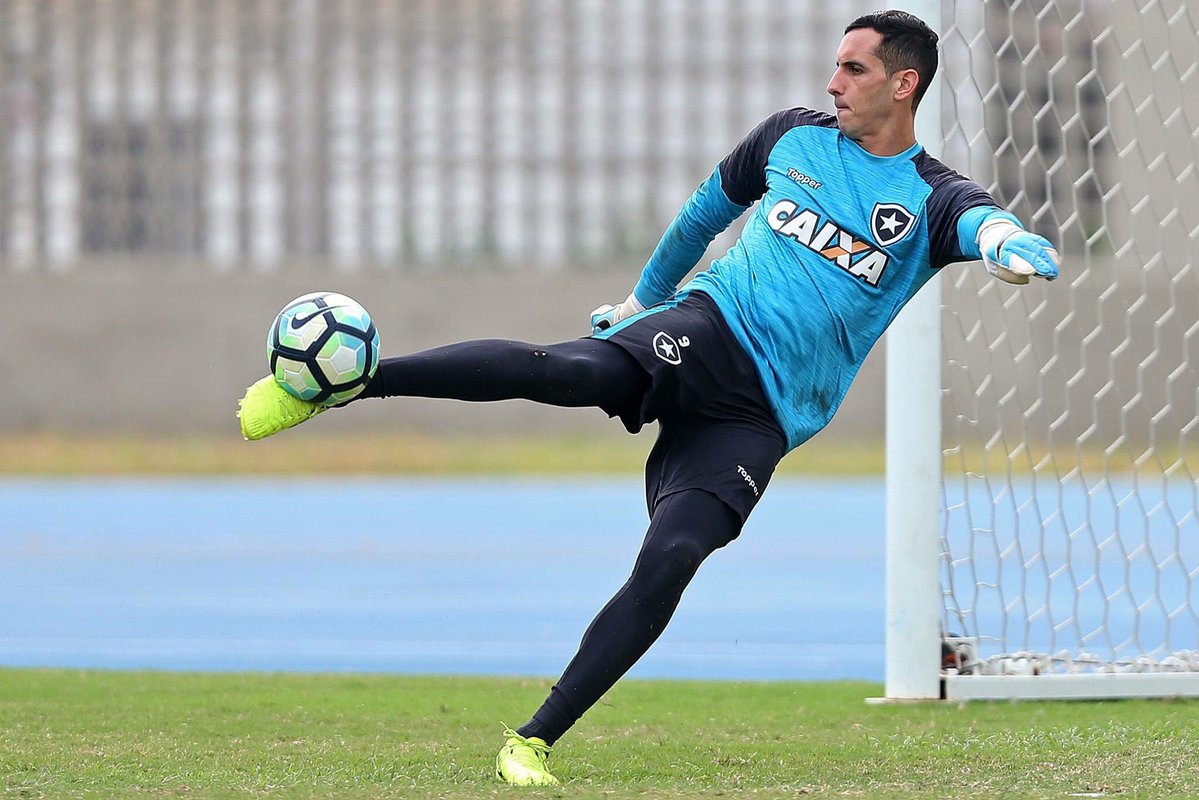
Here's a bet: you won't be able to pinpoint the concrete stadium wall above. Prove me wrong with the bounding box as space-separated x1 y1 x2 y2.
0 267 889 441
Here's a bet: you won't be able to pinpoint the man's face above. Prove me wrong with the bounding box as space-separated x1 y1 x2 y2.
826 28 906 141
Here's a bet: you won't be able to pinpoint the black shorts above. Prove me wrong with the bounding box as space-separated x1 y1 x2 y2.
594 291 787 524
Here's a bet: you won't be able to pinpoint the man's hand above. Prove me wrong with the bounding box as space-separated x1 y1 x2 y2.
980 223 1060 285
590 292 646 333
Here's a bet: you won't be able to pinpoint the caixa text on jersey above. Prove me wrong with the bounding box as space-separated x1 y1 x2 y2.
766 199 890 287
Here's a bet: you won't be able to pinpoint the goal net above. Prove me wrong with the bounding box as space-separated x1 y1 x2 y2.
920 0 1199 699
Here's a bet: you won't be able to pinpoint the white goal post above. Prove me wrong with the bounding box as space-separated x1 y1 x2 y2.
885 0 1199 701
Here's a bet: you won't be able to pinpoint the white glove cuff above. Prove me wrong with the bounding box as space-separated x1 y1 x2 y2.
620 292 646 317
977 219 1021 259
978 219 1030 284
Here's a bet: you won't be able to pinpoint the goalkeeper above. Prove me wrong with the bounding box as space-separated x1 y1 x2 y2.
237 9 1059 786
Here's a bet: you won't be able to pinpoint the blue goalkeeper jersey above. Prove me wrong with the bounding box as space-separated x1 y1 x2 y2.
611 107 997 451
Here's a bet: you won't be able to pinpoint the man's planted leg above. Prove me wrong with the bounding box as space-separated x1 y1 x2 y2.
495 489 742 783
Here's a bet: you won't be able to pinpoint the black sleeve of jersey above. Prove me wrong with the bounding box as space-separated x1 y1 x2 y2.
913 151 998 269
718 107 837 207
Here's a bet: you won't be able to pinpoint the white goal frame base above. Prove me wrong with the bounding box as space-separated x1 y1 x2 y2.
869 674 1199 704
942 673 1199 702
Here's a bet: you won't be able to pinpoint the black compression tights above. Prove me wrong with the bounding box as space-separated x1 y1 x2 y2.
518 489 741 745
356 338 647 409
354 339 741 746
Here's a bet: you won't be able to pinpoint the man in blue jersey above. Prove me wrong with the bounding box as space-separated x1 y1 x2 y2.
237 10 1058 786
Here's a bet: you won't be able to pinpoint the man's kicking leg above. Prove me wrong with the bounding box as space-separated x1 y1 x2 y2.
238 338 647 440
496 488 742 785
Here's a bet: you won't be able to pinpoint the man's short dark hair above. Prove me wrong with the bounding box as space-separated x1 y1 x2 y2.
845 10 939 111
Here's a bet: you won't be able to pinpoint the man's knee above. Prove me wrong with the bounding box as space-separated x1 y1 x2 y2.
551 349 609 388
648 533 708 580
630 528 718 605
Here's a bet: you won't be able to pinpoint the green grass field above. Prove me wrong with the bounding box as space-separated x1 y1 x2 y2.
6 439 1195 799
0 433 886 476
4 670 1198 799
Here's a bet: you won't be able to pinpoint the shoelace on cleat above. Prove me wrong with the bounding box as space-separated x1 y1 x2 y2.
500 727 552 761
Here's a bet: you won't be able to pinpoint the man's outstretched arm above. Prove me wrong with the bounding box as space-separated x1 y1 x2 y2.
592 169 748 332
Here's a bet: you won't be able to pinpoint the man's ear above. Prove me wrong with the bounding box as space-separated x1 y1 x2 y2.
894 68 921 104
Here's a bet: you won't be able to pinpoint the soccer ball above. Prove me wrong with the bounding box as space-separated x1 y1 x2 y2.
267 292 380 405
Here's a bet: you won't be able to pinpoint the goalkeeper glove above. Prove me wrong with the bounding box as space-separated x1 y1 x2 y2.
979 220 1060 284
590 292 645 333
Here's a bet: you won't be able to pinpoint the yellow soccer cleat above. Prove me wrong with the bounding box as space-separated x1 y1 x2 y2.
495 728 560 786
236 376 326 441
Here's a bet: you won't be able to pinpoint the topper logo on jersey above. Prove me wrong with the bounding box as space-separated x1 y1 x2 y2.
786 168 823 190
765 199 889 286
870 202 917 247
